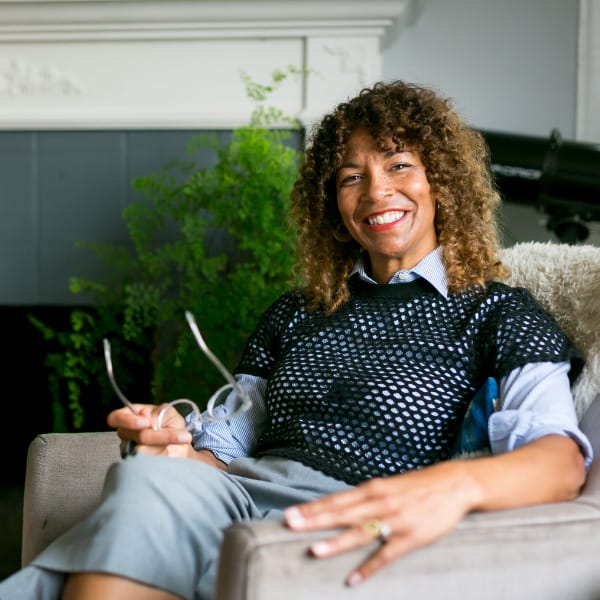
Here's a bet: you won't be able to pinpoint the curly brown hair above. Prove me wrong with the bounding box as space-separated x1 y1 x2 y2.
290 80 508 313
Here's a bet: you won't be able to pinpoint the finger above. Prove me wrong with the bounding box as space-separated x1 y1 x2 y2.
289 488 368 522
130 437 195 459
129 444 168 457
291 477 395 519
150 405 188 431
302 485 372 512
345 534 422 587
108 404 186 432
120 426 192 447
107 405 152 430
286 498 384 532
306 523 419 587
285 481 394 530
308 521 386 558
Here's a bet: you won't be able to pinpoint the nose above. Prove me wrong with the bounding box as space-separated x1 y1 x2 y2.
366 171 393 202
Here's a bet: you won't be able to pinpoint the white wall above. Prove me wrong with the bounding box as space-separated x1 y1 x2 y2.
382 0 580 138
382 0 600 245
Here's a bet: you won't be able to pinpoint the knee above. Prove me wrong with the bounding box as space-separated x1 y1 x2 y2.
101 455 187 519
102 454 229 512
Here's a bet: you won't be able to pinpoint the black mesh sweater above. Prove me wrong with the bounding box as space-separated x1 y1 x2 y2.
235 278 583 485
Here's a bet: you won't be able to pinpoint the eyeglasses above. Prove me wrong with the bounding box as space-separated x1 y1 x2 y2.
103 311 252 431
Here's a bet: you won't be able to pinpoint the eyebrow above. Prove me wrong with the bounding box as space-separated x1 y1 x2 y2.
338 149 415 170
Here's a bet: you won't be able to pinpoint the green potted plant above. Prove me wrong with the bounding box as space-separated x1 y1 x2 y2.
31 67 303 431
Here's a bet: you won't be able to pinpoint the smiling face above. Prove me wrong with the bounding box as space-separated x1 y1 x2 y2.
335 128 437 283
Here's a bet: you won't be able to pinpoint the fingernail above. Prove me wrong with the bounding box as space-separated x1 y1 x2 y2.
309 541 330 556
176 432 192 444
135 418 150 428
284 506 305 528
346 572 363 587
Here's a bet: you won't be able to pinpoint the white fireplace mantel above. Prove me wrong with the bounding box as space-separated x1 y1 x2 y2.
0 0 416 129
577 0 600 142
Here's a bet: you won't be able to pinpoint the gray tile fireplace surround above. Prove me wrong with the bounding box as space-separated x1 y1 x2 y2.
0 129 237 306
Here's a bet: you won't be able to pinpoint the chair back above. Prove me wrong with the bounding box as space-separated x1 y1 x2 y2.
500 242 600 420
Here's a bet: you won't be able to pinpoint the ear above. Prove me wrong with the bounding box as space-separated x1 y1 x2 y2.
332 223 353 243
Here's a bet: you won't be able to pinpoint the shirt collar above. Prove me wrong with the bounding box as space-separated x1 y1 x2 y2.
349 246 449 298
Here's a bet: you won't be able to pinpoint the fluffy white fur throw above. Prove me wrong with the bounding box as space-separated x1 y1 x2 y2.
500 242 600 420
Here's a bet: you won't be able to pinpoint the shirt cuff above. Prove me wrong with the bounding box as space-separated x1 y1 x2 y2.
489 410 594 470
190 405 247 465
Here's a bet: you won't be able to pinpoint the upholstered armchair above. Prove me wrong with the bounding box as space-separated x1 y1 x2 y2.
21 242 600 599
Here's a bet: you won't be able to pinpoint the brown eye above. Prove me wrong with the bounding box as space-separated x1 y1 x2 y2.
339 174 361 186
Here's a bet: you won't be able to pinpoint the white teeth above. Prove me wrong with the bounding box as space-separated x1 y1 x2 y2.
367 211 406 225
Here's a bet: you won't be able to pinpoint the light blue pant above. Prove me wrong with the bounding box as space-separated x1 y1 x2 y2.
0 454 351 600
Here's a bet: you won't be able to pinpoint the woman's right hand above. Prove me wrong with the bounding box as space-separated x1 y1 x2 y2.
107 404 194 459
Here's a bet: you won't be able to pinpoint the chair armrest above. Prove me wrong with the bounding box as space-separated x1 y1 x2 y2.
217 496 600 600
580 392 600 458
21 432 120 566
217 395 600 600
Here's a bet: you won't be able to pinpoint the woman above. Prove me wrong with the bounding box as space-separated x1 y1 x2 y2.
0 81 591 599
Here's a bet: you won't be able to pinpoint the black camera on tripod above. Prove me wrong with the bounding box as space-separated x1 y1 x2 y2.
481 129 600 243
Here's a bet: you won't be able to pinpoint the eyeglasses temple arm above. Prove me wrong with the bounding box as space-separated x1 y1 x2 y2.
103 338 139 415
185 311 252 413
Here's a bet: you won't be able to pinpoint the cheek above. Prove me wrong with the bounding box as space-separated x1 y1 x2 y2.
411 180 434 212
409 173 431 194
336 195 353 225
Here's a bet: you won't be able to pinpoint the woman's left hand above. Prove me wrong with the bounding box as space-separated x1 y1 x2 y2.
284 436 585 587
284 460 479 587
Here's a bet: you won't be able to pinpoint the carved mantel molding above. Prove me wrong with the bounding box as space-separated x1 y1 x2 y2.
0 0 416 129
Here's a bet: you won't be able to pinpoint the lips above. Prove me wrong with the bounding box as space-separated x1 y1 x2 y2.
366 210 407 226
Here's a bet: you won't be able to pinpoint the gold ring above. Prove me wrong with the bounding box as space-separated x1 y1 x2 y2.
364 519 392 542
